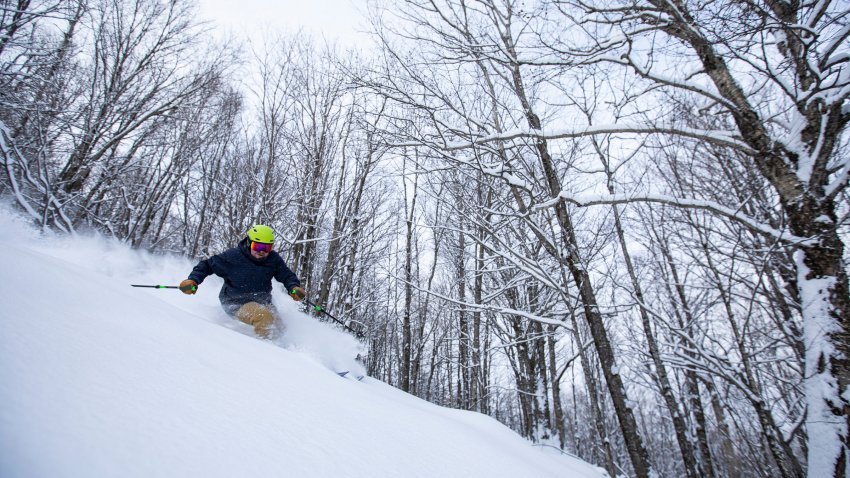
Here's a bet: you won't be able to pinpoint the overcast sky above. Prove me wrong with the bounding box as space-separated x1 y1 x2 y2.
196 0 372 46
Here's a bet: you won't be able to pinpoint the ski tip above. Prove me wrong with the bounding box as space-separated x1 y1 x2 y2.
336 371 350 377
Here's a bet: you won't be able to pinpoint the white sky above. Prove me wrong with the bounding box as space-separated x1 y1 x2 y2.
196 0 373 46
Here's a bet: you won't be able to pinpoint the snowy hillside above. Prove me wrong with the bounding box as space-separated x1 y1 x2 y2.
0 210 605 478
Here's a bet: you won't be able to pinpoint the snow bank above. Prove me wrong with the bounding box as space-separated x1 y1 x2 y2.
0 207 605 478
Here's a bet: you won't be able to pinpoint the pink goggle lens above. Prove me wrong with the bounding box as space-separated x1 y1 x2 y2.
251 241 273 253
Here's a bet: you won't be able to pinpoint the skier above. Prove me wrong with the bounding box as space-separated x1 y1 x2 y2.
179 224 306 339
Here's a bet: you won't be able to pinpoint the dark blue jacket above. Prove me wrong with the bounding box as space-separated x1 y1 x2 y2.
188 238 300 311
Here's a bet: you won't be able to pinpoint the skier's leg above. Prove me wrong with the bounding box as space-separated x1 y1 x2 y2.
235 302 276 339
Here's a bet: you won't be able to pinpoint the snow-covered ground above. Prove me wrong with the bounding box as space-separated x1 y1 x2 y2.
0 208 605 478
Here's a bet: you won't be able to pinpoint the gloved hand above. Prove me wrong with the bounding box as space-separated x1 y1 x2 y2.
289 286 306 301
179 279 198 295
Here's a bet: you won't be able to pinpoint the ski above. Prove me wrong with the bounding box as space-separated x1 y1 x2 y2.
335 370 365 381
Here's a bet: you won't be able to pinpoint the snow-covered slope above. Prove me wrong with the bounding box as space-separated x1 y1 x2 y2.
0 210 605 478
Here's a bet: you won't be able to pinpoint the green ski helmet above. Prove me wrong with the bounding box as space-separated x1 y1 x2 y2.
246 224 275 244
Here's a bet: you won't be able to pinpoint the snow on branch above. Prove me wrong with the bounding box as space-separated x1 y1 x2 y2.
0 123 40 220
438 123 756 155
540 192 814 245
396 269 572 328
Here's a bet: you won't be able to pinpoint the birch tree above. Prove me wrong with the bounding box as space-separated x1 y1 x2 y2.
535 1 850 475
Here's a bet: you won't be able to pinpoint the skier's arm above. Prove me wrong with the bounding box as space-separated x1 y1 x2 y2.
273 260 301 293
188 257 216 284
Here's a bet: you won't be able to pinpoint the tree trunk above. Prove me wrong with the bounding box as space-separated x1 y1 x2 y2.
546 326 566 448
603 141 703 477
491 10 654 467
456 221 470 408
399 160 418 393
704 378 742 478
568 310 618 477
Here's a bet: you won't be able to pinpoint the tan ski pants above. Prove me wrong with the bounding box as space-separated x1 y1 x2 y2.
234 302 277 339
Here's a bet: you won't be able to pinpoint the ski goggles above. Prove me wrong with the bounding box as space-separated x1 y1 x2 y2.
250 241 273 253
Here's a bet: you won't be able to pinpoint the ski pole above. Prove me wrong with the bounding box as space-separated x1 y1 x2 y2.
301 297 363 338
130 284 185 290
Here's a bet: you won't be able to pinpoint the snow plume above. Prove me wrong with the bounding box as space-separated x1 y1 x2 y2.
0 203 366 377
0 205 604 478
272 297 367 378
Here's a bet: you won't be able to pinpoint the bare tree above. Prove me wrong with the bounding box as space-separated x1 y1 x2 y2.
1 0 231 239
532 1 850 475
361 0 655 474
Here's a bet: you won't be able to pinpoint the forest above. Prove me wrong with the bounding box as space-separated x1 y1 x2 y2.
1 1 848 477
